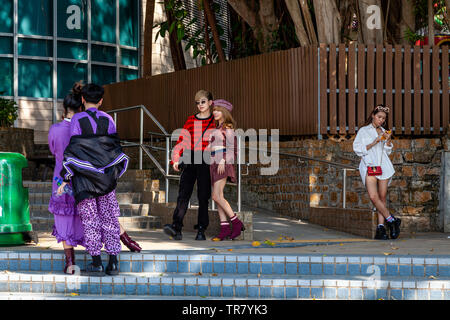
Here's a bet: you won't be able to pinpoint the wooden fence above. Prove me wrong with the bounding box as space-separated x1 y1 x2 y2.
103 44 449 140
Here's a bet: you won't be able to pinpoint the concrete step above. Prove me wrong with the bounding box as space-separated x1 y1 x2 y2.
28 192 143 205
31 215 161 232
30 203 152 219
0 292 230 300
0 270 448 300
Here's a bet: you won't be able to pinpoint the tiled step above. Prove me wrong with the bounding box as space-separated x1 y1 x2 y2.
0 292 228 300
31 215 160 232
28 192 142 205
30 203 151 219
0 270 448 300
2 252 450 278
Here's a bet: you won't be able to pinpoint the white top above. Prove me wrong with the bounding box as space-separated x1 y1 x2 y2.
353 124 395 185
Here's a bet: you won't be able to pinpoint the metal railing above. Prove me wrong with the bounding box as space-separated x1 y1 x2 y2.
108 105 358 211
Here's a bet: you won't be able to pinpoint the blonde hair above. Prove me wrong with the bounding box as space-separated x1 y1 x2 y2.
195 90 213 102
213 106 236 129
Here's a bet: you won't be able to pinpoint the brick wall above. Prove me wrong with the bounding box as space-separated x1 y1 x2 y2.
0 127 35 157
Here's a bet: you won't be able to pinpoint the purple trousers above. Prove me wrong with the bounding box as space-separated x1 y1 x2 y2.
77 190 121 256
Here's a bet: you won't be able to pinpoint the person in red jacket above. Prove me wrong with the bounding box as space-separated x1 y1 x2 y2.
163 90 215 240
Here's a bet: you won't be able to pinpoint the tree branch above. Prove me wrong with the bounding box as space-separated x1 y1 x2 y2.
284 0 310 46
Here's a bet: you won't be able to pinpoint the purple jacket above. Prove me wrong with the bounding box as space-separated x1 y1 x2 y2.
70 107 116 137
48 119 76 215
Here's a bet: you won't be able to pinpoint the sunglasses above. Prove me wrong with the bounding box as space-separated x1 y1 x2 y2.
195 99 208 105
375 105 390 113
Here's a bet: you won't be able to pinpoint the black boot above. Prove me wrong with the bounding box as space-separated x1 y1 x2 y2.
106 255 119 276
85 255 105 276
374 225 388 240
195 226 206 241
386 217 402 239
163 224 182 240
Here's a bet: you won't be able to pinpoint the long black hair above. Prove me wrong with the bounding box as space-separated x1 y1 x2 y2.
63 82 84 118
363 104 390 129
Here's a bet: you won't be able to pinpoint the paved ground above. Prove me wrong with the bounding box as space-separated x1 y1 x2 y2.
3 208 449 256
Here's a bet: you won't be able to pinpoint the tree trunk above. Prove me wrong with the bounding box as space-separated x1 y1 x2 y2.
164 1 186 71
143 0 155 77
204 10 213 64
284 0 310 46
299 0 317 44
359 0 384 44
428 0 434 45
398 0 415 44
203 0 226 62
227 0 278 52
312 0 341 44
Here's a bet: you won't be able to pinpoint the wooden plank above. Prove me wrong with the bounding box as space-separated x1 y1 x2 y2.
432 46 441 133
394 45 403 134
312 46 319 136
338 44 346 135
376 44 384 105
385 45 394 130
348 43 356 134
329 43 337 134
320 44 328 135
403 45 412 135
442 46 449 128
357 44 366 128
422 45 431 134
413 45 422 134
366 44 375 117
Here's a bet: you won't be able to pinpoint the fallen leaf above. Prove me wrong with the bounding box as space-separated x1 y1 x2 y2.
339 243 344 246
252 241 261 247
263 240 276 246
227 249 233 252
429 275 438 280
430 248 434 252
383 252 393 256
70 293 79 296
391 247 399 250
195 272 202 276
212 273 218 276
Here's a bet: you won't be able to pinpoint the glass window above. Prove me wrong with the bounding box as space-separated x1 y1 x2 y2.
58 41 87 60
0 58 13 96
91 0 116 44
18 59 53 98
0 1 13 33
0 37 13 54
92 44 116 63
92 65 116 86
120 48 138 67
120 68 138 82
57 0 88 39
18 0 53 36
119 0 138 47
18 38 53 57
57 62 87 98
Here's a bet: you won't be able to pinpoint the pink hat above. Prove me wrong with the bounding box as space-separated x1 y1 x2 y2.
213 99 233 112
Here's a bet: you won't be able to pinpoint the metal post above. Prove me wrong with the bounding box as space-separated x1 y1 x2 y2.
165 135 170 203
343 168 347 209
115 0 120 83
114 112 117 126
139 107 143 170
13 0 18 118
52 0 57 124
87 0 92 83
237 135 242 212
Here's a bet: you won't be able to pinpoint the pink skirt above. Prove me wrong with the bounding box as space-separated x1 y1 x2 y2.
210 163 236 186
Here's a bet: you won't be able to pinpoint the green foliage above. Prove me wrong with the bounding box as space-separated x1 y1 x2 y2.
153 0 228 66
0 95 18 127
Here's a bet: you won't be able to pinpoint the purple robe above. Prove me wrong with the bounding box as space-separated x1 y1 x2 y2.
48 119 84 247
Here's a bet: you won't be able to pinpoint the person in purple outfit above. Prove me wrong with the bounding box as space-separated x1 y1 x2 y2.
48 83 85 274
58 83 130 276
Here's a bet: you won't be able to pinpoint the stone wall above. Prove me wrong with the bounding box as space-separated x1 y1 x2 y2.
0 127 35 158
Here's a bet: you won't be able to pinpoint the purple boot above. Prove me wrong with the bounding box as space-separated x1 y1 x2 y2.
230 215 245 240
212 222 232 241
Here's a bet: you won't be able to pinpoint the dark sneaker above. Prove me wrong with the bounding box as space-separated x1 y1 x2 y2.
386 217 401 239
84 263 105 276
163 224 182 240
195 228 206 241
374 225 388 240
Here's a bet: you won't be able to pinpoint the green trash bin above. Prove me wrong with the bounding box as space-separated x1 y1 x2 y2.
0 152 33 246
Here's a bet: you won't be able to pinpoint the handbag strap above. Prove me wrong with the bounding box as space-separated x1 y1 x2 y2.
192 116 214 150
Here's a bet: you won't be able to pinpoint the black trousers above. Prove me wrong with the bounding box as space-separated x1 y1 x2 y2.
172 162 211 231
